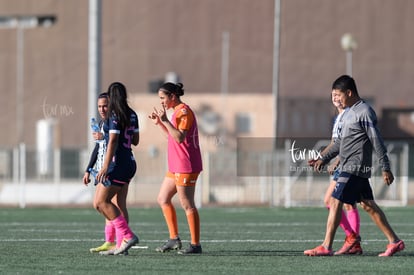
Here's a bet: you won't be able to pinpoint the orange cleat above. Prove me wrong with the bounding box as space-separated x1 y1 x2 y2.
334 233 360 255
304 245 333 256
347 241 363 255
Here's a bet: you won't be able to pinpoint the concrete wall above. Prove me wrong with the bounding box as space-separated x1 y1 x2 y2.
0 0 413 150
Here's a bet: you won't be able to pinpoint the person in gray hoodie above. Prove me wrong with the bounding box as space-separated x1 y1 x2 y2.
304 75 404 257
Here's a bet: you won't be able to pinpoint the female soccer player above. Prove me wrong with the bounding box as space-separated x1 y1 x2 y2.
149 82 203 254
83 92 131 253
95 82 139 255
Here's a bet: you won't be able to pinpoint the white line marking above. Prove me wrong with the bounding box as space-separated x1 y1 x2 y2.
1 238 413 243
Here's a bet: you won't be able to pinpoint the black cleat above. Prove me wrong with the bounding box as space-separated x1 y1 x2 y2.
178 243 202 255
155 237 182 253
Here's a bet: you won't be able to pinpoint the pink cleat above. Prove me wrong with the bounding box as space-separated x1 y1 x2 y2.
378 240 405 257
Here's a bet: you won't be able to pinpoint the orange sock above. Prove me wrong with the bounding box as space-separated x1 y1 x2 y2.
161 204 179 239
186 208 200 245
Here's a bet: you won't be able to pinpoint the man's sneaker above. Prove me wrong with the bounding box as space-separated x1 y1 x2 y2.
90 241 116 253
378 240 405 257
304 245 333 256
178 244 202 254
348 241 363 255
334 233 361 255
113 235 139 255
155 237 182 253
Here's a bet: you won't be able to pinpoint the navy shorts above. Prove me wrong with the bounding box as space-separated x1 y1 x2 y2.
331 172 374 204
106 156 137 187
332 169 340 181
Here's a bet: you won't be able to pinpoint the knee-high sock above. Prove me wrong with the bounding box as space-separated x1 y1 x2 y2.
111 215 134 248
186 208 200 245
328 206 354 236
105 219 116 243
161 204 179 239
346 208 360 235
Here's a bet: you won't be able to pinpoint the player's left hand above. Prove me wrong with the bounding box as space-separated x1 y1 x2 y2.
382 170 394 186
92 132 103 141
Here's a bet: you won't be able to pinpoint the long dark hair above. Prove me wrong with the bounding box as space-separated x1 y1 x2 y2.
107 82 131 130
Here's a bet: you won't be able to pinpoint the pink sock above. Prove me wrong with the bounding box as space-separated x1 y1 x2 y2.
105 220 115 243
339 209 354 236
347 208 360 235
111 215 134 248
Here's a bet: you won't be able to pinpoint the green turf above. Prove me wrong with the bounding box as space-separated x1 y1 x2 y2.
0 206 412 274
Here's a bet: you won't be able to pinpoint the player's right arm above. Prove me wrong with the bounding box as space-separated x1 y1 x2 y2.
321 139 340 174
310 138 340 172
83 143 99 185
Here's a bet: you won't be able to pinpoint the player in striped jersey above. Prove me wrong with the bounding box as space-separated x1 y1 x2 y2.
95 82 140 255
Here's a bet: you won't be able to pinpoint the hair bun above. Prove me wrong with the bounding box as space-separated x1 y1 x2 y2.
160 82 185 97
176 83 184 96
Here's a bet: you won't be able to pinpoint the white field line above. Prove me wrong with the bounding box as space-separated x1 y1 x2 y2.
2 222 413 243
6 221 414 229
7 228 414 238
1 238 413 243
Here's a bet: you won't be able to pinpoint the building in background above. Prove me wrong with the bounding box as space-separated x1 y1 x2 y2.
0 0 413 206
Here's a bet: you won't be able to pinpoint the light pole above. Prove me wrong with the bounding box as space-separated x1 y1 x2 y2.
341 33 357 76
0 15 56 208
220 30 229 146
88 0 102 156
272 0 281 206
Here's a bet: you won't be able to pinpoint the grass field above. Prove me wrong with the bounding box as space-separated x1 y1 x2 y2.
0 206 413 274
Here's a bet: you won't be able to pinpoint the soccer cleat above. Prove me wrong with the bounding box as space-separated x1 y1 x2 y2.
178 243 202 255
99 249 115 256
347 241 363 255
99 249 129 256
155 237 182 253
304 245 333 256
113 235 139 255
378 240 405 257
89 241 116 253
334 233 361 255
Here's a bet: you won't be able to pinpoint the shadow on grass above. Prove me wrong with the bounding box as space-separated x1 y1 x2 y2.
127 249 414 257
128 250 303 257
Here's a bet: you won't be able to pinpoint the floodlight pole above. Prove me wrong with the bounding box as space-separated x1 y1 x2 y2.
272 0 281 206
16 24 24 147
220 31 229 146
16 24 25 208
341 33 357 76
272 0 281 150
88 0 102 155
